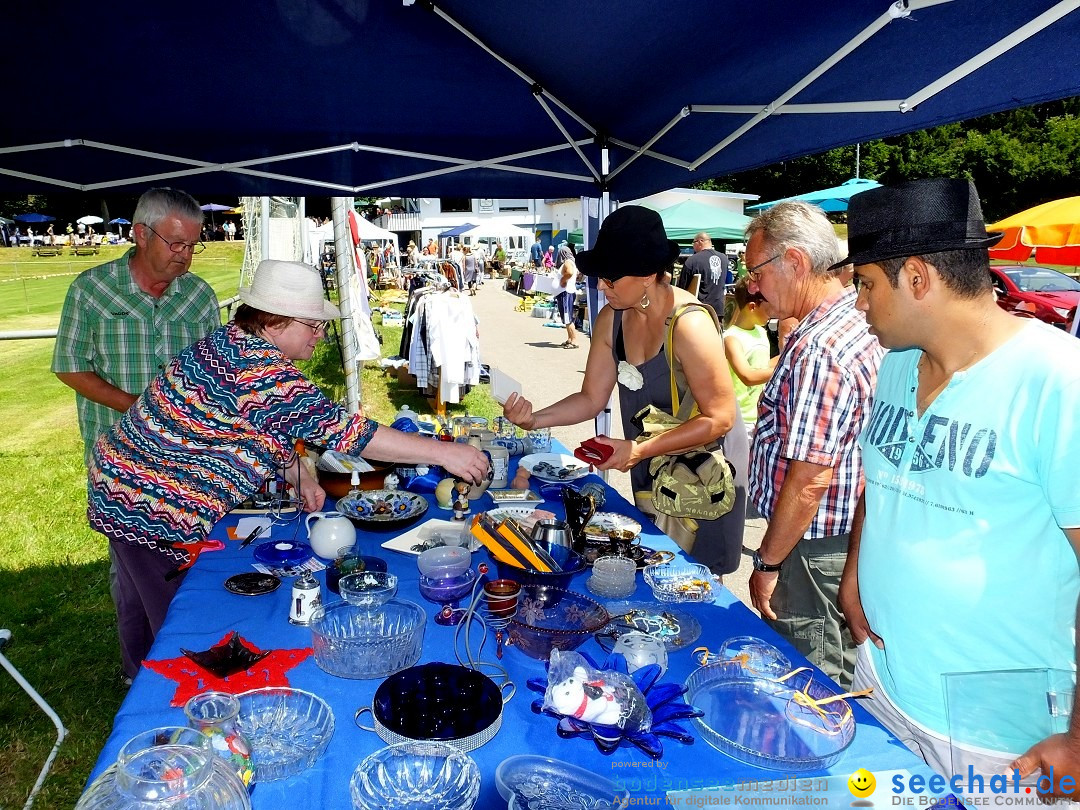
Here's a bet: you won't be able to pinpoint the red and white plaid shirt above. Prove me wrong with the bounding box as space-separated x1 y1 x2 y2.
749 287 883 539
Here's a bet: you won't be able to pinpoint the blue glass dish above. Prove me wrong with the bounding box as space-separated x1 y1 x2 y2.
252 540 313 568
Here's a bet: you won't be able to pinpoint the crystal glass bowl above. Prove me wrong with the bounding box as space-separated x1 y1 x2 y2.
487 541 585 590
234 688 335 781
495 754 629 810
339 571 398 610
350 740 481 810
310 599 426 678
507 585 610 660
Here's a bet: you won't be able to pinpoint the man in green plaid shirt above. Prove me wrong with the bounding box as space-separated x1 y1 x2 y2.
52 188 221 462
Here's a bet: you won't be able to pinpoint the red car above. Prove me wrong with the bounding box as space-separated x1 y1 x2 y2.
989 265 1080 328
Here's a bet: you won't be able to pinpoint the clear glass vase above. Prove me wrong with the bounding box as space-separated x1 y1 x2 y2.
185 692 257 793
76 726 251 809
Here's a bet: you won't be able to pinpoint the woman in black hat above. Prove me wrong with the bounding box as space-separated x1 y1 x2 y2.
502 205 748 575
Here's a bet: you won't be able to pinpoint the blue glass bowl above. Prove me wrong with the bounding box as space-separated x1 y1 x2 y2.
507 585 609 660
487 541 585 590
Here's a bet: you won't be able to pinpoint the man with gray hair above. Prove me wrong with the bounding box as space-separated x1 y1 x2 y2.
53 188 219 684
744 200 883 688
53 188 220 463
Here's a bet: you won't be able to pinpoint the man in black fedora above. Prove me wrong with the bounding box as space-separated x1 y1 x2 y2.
838 177 1080 794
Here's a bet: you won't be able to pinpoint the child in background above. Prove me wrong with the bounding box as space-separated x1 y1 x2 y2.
723 277 777 441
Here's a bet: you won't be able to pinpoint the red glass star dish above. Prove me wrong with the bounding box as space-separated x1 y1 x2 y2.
144 632 312 707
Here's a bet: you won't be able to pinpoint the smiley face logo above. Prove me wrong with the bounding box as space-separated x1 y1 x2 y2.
848 768 876 798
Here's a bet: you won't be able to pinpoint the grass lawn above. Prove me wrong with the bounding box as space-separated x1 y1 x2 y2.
0 242 496 808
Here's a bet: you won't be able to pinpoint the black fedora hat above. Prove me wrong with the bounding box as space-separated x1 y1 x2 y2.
576 205 680 280
834 178 1002 268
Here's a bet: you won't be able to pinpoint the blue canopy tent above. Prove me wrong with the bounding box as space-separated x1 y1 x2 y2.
0 2 1077 200
746 178 883 212
437 223 477 240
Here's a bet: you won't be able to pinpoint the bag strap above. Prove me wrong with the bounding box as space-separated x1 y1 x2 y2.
664 301 722 422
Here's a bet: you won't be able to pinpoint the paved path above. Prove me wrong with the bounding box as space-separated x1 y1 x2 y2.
471 277 765 610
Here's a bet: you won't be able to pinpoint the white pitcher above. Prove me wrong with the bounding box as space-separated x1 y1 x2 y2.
305 511 356 559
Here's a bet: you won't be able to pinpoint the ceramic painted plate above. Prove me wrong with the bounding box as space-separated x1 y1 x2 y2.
518 453 590 483
583 512 642 539
337 490 429 529
225 572 282 596
485 507 557 525
253 540 314 568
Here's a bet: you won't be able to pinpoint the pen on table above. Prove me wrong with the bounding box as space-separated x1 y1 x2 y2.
240 525 265 548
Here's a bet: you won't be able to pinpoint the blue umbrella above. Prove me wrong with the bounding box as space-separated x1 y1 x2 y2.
109 217 131 225
746 178 882 213
14 212 55 223
199 203 232 229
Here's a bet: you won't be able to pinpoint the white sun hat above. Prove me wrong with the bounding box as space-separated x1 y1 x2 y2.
238 260 341 320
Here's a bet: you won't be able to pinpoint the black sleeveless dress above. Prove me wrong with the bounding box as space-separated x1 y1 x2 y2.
612 308 749 575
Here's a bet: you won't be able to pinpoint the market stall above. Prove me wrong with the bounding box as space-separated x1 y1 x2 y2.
82 446 934 809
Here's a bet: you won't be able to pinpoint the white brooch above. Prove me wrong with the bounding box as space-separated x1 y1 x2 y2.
617 361 644 391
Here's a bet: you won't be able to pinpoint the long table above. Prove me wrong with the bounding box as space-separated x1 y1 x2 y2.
85 463 932 807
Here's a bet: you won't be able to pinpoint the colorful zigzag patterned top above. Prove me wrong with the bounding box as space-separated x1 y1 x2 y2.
87 324 377 563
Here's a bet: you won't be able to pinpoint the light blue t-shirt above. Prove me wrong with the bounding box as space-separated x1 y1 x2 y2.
858 321 1080 735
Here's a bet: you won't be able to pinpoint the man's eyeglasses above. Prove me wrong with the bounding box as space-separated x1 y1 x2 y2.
292 318 328 335
142 225 205 255
745 254 780 282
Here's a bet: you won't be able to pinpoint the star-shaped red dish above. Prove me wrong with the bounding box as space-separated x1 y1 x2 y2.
144 632 312 707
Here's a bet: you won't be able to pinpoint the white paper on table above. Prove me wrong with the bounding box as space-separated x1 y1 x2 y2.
490 367 523 404
236 516 273 539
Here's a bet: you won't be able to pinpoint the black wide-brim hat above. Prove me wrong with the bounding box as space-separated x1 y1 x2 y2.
576 205 680 280
833 177 1003 269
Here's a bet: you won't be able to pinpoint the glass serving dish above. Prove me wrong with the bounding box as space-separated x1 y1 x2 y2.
310 599 426 679
350 740 481 810
495 754 629 810
507 585 610 660
598 602 703 651
355 662 511 752
234 688 335 782
642 562 716 603
683 662 856 771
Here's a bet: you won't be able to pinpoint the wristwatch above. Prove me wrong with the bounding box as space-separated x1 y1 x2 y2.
752 550 783 573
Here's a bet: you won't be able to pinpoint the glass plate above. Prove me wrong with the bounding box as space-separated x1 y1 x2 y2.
224 572 281 596
598 601 702 650
684 662 855 771
252 540 313 568
517 453 590 483
337 490 429 529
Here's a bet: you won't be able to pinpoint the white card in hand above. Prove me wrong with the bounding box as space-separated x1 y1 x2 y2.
490 367 522 404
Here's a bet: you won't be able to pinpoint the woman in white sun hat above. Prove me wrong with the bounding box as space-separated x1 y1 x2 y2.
86 259 489 681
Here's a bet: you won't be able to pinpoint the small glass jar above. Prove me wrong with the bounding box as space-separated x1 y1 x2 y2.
185 692 257 793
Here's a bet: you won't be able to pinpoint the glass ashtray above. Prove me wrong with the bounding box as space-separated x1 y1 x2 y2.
642 562 715 603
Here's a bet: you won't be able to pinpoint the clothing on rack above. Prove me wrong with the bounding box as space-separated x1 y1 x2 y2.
400 284 481 403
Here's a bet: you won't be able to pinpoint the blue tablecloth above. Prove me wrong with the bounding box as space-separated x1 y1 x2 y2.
85 460 930 808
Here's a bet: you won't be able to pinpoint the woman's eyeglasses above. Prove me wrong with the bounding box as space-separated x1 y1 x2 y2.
598 275 626 289
292 318 328 335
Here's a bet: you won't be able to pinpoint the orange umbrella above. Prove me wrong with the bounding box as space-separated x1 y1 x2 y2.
988 196 1080 265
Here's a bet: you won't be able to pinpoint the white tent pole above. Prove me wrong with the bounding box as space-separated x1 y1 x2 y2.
607 107 691 181
259 196 270 265
298 198 309 266
689 0 955 170
332 198 361 414
903 0 1080 110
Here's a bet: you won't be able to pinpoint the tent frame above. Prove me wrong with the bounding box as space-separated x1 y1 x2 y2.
1 0 1076 196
